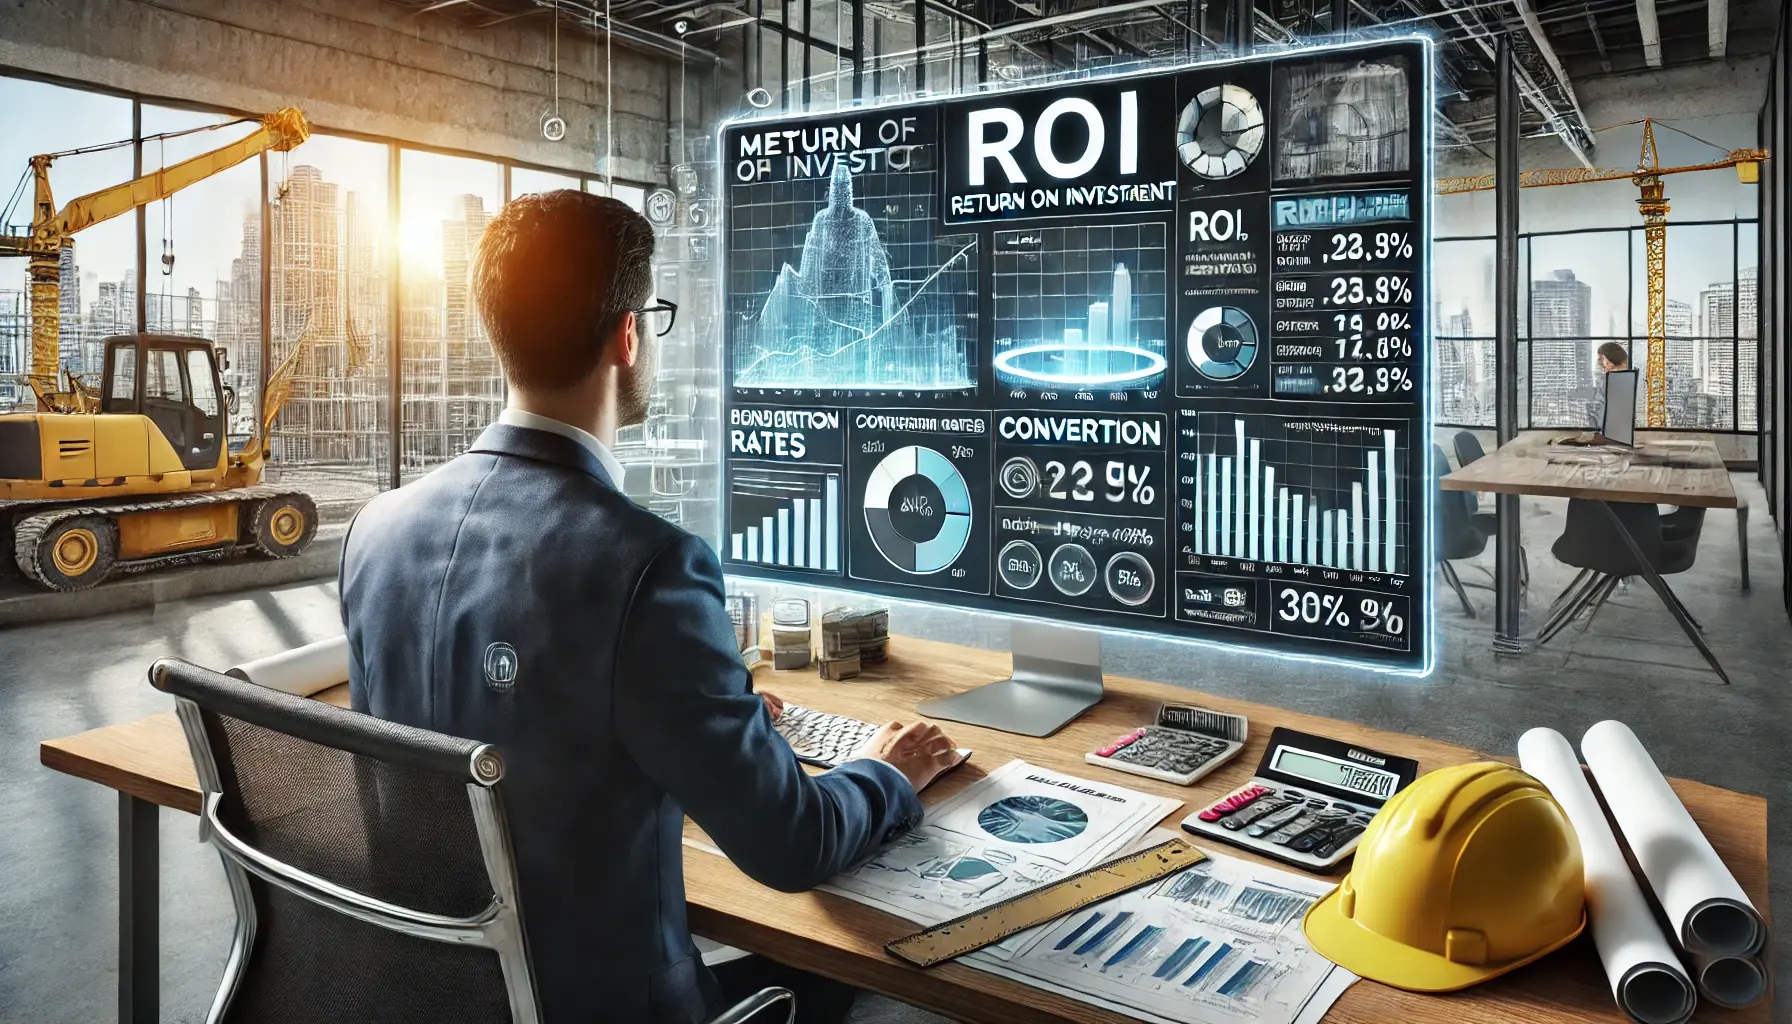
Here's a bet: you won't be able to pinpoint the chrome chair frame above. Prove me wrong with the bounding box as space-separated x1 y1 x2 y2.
159 659 796 1024
169 694 543 1024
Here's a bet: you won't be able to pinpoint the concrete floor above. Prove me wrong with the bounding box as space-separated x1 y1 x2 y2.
1 475 1786 1023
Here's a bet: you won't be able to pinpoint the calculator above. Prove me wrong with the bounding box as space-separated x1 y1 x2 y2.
1084 704 1248 786
1180 727 1419 873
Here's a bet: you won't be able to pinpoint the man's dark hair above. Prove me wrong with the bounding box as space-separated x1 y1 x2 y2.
473 190 655 389
1597 341 1630 369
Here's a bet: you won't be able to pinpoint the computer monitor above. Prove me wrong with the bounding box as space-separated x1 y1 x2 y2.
1602 369 1638 447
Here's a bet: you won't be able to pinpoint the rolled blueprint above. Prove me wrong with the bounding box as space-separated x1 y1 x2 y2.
1581 720 1766 959
1687 951 1768 1009
1518 728 1696 1024
227 635 350 696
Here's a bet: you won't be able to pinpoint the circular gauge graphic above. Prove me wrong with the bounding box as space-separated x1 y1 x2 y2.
978 796 1089 844
1048 543 1098 597
863 445 973 575
1104 551 1157 606
1187 306 1260 380
1176 84 1266 180
998 540 1045 591
1000 456 1040 499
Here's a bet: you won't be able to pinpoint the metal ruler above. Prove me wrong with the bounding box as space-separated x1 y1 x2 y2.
885 838 1205 968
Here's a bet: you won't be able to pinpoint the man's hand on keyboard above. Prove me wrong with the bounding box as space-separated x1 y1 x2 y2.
858 721 961 793
760 691 785 721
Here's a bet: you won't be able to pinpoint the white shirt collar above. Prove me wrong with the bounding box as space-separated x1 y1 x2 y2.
498 407 626 488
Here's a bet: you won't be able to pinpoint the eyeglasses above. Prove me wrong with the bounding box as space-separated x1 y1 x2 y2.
633 300 678 338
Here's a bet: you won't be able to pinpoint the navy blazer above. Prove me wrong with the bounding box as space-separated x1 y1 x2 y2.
340 423 921 1023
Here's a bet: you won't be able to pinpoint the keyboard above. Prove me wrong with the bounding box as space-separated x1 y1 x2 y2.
773 705 884 768
773 704 974 773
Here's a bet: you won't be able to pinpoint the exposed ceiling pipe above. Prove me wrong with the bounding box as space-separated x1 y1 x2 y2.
1434 0 1594 165
520 0 725 63
1505 0 1595 148
1636 0 1663 65
1707 0 1727 57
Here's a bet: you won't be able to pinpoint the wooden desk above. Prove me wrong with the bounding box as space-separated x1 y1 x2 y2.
42 636 1770 1024
1440 431 1737 508
1439 432 1736 680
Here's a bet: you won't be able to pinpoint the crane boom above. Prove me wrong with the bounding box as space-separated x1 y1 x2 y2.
1434 149 1768 194
1 107 310 408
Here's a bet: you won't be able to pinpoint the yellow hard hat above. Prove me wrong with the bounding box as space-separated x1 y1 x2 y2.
1302 761 1586 992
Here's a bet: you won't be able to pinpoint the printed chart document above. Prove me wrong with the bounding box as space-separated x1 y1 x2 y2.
823 760 1182 949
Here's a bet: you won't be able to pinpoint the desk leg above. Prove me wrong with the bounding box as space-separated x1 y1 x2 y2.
1594 500 1731 685
119 792 158 1024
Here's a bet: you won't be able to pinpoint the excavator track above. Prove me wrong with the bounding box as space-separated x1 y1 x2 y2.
5 486 301 590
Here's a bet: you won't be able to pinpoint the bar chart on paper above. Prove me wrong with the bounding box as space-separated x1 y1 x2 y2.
1178 413 1409 575
727 465 841 574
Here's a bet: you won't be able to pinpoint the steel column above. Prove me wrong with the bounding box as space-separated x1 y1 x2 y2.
1494 38 1522 648
1330 0 1347 32
259 151 271 449
852 0 865 98
802 0 812 106
1232 0 1252 50
118 793 158 1024
388 143 403 491
916 0 927 91
133 102 146 335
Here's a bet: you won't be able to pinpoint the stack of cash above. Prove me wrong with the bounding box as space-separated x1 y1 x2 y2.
817 652 861 680
772 597 813 670
819 606 889 679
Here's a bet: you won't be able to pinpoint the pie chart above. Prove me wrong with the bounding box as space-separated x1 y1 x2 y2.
1187 306 1259 380
978 796 1089 844
864 445 973 575
1177 84 1266 180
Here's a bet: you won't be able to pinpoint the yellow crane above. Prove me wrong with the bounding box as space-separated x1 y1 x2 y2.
1436 119 1766 426
1 107 310 412
0 108 349 593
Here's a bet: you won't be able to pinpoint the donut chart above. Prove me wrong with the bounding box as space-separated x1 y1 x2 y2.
1176 84 1266 180
1187 306 1260 380
863 445 973 575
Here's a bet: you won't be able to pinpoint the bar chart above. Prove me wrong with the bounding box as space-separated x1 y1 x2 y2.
1179 413 1408 575
727 466 841 573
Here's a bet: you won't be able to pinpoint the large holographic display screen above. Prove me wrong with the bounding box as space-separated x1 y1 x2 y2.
720 40 1433 672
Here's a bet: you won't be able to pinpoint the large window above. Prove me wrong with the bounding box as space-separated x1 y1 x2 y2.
1436 220 1757 432
399 150 504 482
141 105 264 437
264 134 392 510
0 68 660 510
0 78 134 409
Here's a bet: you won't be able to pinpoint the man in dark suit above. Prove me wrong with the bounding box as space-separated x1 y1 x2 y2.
339 190 959 1023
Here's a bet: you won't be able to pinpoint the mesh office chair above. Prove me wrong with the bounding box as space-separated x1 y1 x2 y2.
1434 444 1485 617
150 658 794 1024
1537 499 1723 681
1452 430 1528 588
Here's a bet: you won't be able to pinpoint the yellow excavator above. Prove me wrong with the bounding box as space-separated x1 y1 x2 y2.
0 108 336 592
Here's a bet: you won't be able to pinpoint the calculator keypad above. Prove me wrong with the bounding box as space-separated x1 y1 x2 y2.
1094 726 1231 775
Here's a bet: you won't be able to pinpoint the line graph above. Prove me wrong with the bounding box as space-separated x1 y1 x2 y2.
729 163 979 391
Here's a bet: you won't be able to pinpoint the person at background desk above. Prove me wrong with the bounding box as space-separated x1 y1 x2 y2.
338 190 960 1024
1591 342 1631 427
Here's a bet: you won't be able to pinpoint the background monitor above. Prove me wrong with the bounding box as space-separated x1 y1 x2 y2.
1602 369 1638 447
717 38 1432 672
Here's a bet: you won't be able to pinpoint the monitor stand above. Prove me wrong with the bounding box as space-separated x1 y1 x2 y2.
916 621 1103 737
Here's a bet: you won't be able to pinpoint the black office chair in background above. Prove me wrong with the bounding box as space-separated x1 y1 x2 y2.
1435 444 1485 617
1539 499 1726 682
1452 430 1528 588
149 659 795 1024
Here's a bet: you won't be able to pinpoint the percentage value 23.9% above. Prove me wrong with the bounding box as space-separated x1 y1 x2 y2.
1322 231 1414 263
1326 275 1414 306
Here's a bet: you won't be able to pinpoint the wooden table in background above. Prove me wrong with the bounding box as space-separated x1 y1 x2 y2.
1441 431 1740 679
42 635 1770 1024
